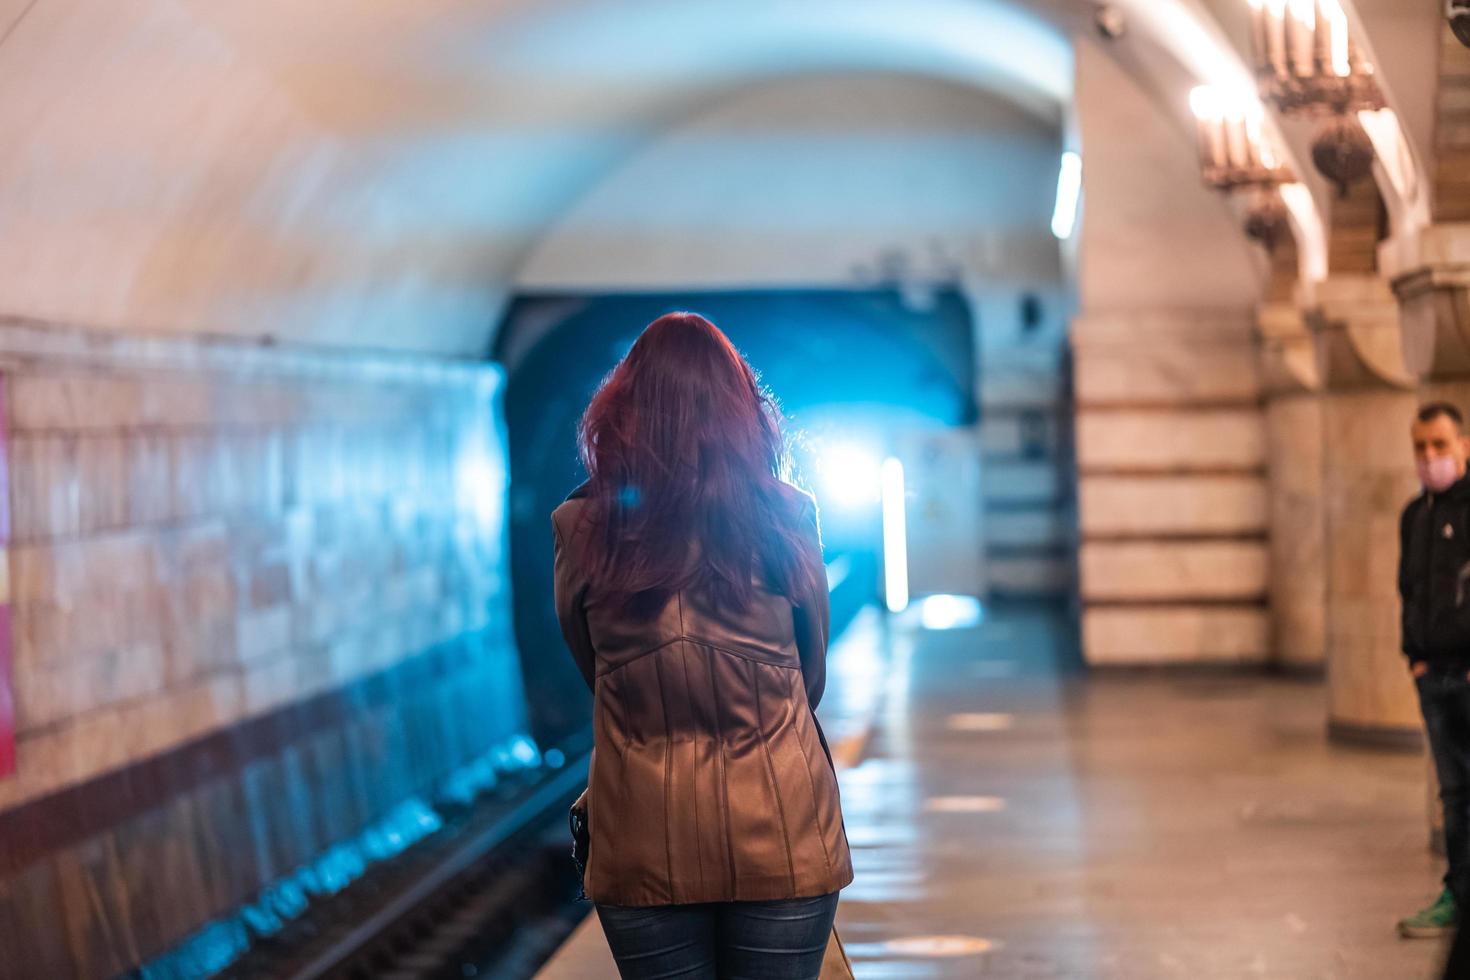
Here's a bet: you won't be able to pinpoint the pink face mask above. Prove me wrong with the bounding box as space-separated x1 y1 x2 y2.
1418 456 1462 492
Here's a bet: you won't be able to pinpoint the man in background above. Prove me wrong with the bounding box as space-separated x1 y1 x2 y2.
1399 403 1470 938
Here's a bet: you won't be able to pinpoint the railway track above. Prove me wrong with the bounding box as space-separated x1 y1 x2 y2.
219 750 591 980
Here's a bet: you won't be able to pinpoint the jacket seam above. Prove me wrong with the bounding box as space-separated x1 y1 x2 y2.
597 637 800 677
751 658 799 896
794 683 835 879
652 652 676 904
678 644 707 894
708 647 738 892
599 670 633 763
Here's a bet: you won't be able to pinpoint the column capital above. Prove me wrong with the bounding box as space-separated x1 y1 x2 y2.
1256 303 1320 396
1393 224 1470 381
1307 275 1414 392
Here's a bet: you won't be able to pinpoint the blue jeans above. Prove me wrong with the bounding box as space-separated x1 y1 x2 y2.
595 892 839 980
1419 667 1470 907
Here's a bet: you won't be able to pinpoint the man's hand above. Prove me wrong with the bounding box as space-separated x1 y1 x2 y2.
1412 661 1430 678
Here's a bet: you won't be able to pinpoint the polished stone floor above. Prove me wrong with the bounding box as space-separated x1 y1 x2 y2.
537 600 1449 979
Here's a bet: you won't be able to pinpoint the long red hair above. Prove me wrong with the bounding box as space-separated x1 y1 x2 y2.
577 312 819 616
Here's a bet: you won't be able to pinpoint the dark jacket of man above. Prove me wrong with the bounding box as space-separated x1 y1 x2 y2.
552 484 854 907
1400 474 1470 670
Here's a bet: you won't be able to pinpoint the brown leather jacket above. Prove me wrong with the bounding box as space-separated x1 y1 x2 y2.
552 486 853 907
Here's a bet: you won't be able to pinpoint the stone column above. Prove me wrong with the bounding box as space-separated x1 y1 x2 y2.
1311 275 1422 748
1258 304 1325 673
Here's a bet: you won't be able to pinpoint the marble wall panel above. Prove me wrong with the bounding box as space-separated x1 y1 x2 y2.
1075 341 1261 406
1084 605 1269 664
1079 541 1269 601
1076 410 1266 472
1079 475 1267 536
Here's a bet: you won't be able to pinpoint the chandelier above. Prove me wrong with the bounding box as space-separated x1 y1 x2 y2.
1246 0 1384 115
1244 0 1384 195
1189 88 1295 191
1189 87 1296 250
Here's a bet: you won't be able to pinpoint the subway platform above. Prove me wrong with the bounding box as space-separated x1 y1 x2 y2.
538 600 1447 979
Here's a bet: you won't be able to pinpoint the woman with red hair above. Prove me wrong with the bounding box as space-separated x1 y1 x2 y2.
552 312 852 978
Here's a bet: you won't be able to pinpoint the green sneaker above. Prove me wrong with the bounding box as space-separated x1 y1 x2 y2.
1399 889 1457 938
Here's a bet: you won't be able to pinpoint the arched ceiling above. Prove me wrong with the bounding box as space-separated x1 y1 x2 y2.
0 0 1078 355
0 0 1383 356
518 73 1069 291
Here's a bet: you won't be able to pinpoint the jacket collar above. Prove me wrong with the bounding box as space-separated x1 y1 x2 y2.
1425 471 1470 502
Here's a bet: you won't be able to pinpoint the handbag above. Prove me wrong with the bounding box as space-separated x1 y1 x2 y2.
809 711 854 978
820 923 855 979
569 788 590 901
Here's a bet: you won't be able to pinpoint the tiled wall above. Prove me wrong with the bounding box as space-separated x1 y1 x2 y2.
973 288 1076 598
1074 313 1271 665
0 320 527 976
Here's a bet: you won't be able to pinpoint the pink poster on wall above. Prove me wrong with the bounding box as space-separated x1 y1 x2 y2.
0 377 13 778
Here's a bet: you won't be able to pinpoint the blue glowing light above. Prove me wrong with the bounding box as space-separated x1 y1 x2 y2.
510 736 541 765
814 443 883 509
919 594 984 630
824 553 853 591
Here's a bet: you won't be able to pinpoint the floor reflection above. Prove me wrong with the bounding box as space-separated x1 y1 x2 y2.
827 599 1445 979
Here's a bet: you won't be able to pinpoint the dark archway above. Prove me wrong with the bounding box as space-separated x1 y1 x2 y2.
494 288 976 747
